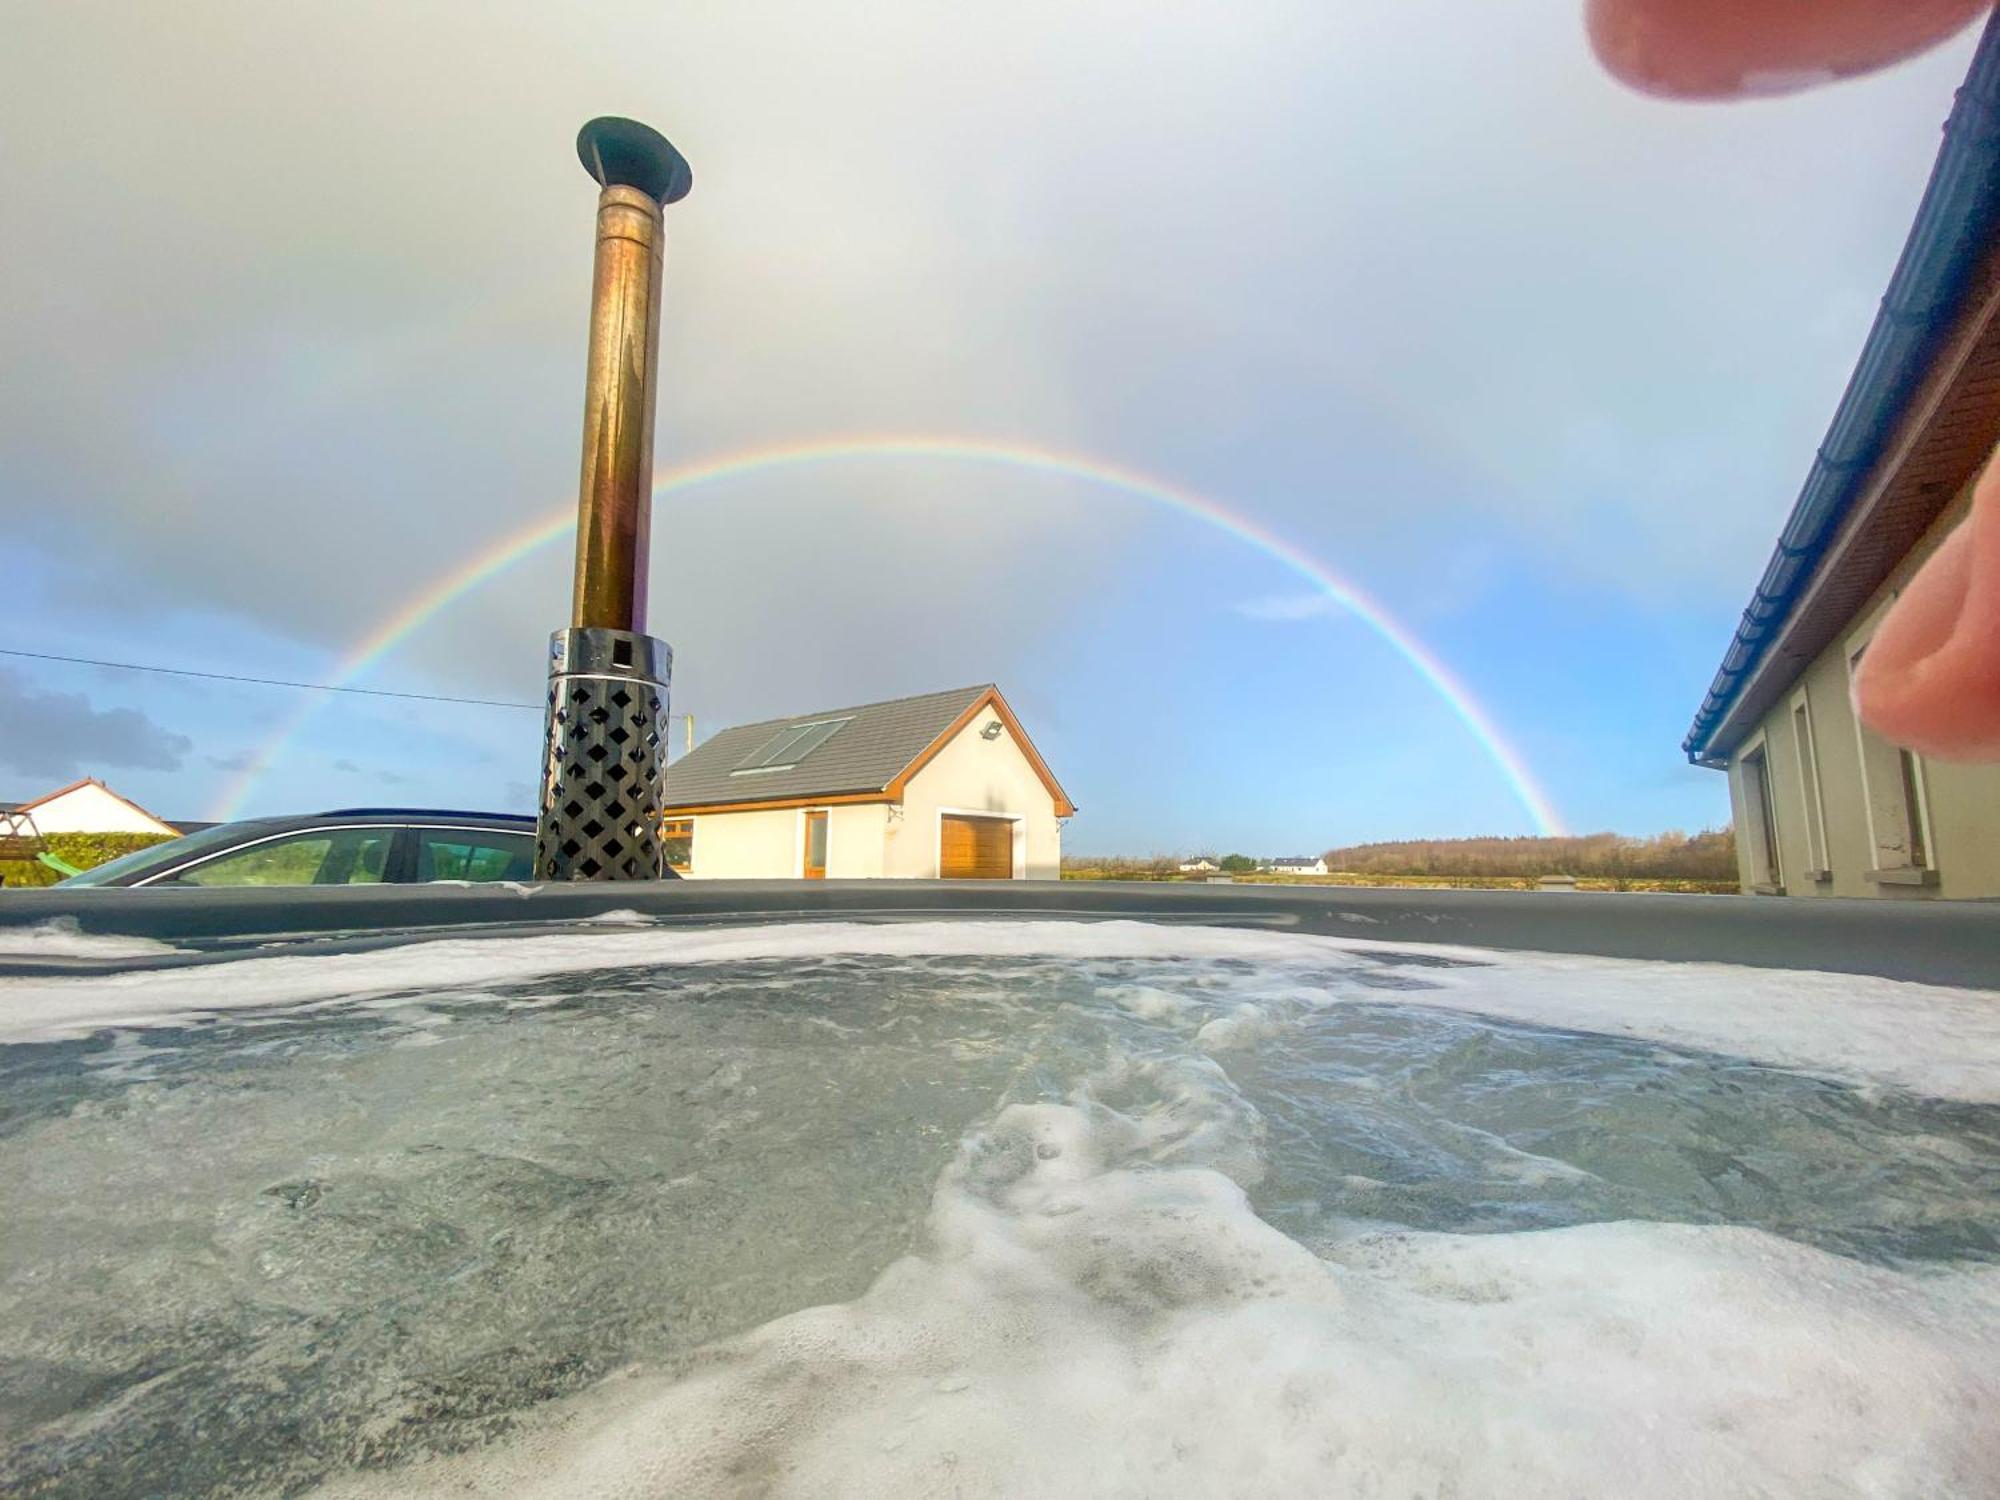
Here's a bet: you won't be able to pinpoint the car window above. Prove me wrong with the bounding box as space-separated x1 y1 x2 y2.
175 828 395 887
56 822 285 887
414 828 535 883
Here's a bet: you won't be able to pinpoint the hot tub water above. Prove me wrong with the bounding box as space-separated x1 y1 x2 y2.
1 920 1995 1496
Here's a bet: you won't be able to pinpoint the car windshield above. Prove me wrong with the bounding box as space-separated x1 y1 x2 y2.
54 823 283 888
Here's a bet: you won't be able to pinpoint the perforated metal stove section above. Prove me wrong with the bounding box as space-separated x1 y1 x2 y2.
534 628 672 881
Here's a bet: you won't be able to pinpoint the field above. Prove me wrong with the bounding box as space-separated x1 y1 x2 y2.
1063 830 1741 895
1059 868 1737 895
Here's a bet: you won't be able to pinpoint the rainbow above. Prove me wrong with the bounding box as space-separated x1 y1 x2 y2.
213 437 1566 835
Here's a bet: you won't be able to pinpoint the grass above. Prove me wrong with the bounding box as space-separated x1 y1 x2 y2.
1060 868 1738 895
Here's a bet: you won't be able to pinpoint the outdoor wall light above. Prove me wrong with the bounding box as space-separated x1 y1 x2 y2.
980 721 1003 740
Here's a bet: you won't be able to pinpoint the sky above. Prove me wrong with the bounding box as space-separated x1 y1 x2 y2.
0 2 1985 854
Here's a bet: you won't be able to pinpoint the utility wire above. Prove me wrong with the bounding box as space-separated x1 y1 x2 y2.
1 646 540 711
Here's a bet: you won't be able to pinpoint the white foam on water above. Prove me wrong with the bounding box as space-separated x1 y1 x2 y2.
1098 982 1197 1022
309 1051 2000 1499
0 918 185 961
3 919 1997 1104
8 921 1998 1496
1194 1002 1277 1052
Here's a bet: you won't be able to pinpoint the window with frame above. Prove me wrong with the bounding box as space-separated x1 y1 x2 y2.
663 818 693 874
1846 638 1935 881
1788 689 1830 881
413 828 535 883
1737 740 1783 892
176 828 394 887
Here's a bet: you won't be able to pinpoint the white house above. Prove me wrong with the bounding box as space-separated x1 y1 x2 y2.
1 778 179 838
660 684 1074 880
1267 856 1328 876
1178 856 1219 873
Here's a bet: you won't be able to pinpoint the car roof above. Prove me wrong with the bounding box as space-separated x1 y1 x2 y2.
315 808 534 824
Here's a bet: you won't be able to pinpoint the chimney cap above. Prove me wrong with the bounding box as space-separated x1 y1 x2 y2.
576 117 693 205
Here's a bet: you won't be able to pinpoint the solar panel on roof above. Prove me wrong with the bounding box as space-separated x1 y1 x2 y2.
731 717 852 773
737 725 811 770
781 718 849 762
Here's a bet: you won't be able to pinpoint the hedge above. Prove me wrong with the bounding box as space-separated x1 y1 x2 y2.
0 832 178 888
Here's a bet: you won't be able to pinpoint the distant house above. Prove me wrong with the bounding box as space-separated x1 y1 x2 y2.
1268 856 1327 876
659 684 1074 880
1178 856 1220 873
1 778 178 839
1683 24 2000 901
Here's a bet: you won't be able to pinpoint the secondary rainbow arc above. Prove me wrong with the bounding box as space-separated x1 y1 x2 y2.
213 437 1566 836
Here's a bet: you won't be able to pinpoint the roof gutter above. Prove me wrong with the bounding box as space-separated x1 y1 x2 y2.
1683 13 2000 768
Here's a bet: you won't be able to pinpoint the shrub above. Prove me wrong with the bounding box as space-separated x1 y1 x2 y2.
0 832 177 888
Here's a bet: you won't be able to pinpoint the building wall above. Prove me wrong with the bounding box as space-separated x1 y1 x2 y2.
678 709 1066 879
826 804 890 878
683 803 891 879
1725 479 2000 899
19 783 175 836
682 807 799 879
894 713 1063 879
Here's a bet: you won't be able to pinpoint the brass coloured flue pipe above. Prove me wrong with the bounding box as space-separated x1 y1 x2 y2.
569 118 692 632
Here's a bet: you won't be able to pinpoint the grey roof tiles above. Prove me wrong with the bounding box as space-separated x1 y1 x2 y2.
662 684 992 809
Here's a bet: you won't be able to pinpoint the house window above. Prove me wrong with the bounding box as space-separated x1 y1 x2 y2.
1898 749 1931 870
663 818 693 874
1846 636 1936 882
1737 738 1782 892
1788 689 1830 881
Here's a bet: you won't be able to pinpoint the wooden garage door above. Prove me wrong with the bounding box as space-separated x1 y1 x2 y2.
940 814 1013 879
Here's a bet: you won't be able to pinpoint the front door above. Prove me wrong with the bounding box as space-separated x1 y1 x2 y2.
802 810 828 879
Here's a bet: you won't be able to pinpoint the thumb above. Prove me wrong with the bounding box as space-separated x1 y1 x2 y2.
1587 0 1990 98
1853 446 2000 758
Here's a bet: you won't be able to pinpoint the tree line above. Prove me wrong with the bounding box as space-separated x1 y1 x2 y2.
1319 828 1737 881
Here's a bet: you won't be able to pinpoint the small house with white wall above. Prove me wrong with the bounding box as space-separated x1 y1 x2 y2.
1267 856 1328 875
660 684 1073 880
1 778 179 839
1178 856 1219 873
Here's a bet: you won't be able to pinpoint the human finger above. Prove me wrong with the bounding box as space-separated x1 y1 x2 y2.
1586 0 1991 98
1853 446 2000 758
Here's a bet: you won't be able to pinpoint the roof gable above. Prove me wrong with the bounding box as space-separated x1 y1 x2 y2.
7 777 178 834
662 685 992 809
662 684 1075 816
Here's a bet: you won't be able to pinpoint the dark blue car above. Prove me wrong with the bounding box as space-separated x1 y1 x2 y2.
53 809 544 889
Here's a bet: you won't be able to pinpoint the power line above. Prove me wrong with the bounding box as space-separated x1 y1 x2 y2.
1 646 540 710
4 646 698 730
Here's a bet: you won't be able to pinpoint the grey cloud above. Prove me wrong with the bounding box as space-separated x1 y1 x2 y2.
0 2 1980 723
334 756 410 785
0 669 193 781
207 751 254 772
